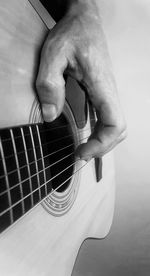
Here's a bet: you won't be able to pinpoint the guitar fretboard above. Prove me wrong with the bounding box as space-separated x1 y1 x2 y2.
0 117 75 233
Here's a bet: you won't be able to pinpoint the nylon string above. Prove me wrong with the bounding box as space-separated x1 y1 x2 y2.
0 158 91 216
0 126 94 161
0 129 93 181
0 134 92 197
0 118 95 143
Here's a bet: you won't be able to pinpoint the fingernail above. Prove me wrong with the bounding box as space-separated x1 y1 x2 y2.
42 104 57 122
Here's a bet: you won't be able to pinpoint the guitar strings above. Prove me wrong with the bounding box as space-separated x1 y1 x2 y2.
0 158 91 217
0 134 91 195
0 122 95 217
0 126 94 161
0 118 96 143
0 151 74 197
29 159 91 209
0 142 74 180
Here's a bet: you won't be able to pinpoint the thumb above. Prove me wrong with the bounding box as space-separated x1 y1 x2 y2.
36 49 67 122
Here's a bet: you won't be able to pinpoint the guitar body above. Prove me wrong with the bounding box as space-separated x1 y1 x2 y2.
0 1 115 276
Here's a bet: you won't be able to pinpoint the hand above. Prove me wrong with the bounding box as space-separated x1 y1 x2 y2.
36 1 127 161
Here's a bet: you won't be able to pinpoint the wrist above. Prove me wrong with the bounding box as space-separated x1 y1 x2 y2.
66 0 101 21
41 0 101 22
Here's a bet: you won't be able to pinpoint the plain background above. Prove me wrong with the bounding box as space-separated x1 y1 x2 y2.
73 0 150 275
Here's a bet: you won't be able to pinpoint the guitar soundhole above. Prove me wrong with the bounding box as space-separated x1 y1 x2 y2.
42 114 75 193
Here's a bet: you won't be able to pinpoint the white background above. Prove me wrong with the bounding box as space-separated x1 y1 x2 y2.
73 0 150 275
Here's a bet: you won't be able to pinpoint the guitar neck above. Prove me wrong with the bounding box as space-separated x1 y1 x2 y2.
0 115 75 233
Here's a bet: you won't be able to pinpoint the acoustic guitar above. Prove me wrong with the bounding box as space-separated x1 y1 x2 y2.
0 1 115 275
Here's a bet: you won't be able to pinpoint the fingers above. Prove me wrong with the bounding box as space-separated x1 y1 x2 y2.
36 23 126 160
76 69 127 160
36 36 67 122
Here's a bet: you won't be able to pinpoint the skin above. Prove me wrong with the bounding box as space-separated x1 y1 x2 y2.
36 0 127 161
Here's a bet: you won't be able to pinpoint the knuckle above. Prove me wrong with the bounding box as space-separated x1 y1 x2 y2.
115 118 127 138
35 77 65 115
36 77 65 94
116 120 127 142
117 116 127 132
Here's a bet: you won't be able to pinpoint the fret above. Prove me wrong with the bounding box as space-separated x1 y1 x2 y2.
13 127 31 213
10 129 25 214
36 125 47 197
0 115 76 233
0 136 13 224
29 126 41 202
21 128 34 208
23 126 39 205
0 157 6 193
39 124 52 194
0 123 52 233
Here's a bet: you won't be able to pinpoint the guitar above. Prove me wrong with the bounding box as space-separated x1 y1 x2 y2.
0 1 115 275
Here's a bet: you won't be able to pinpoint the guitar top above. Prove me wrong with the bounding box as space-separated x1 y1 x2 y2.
0 1 115 275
